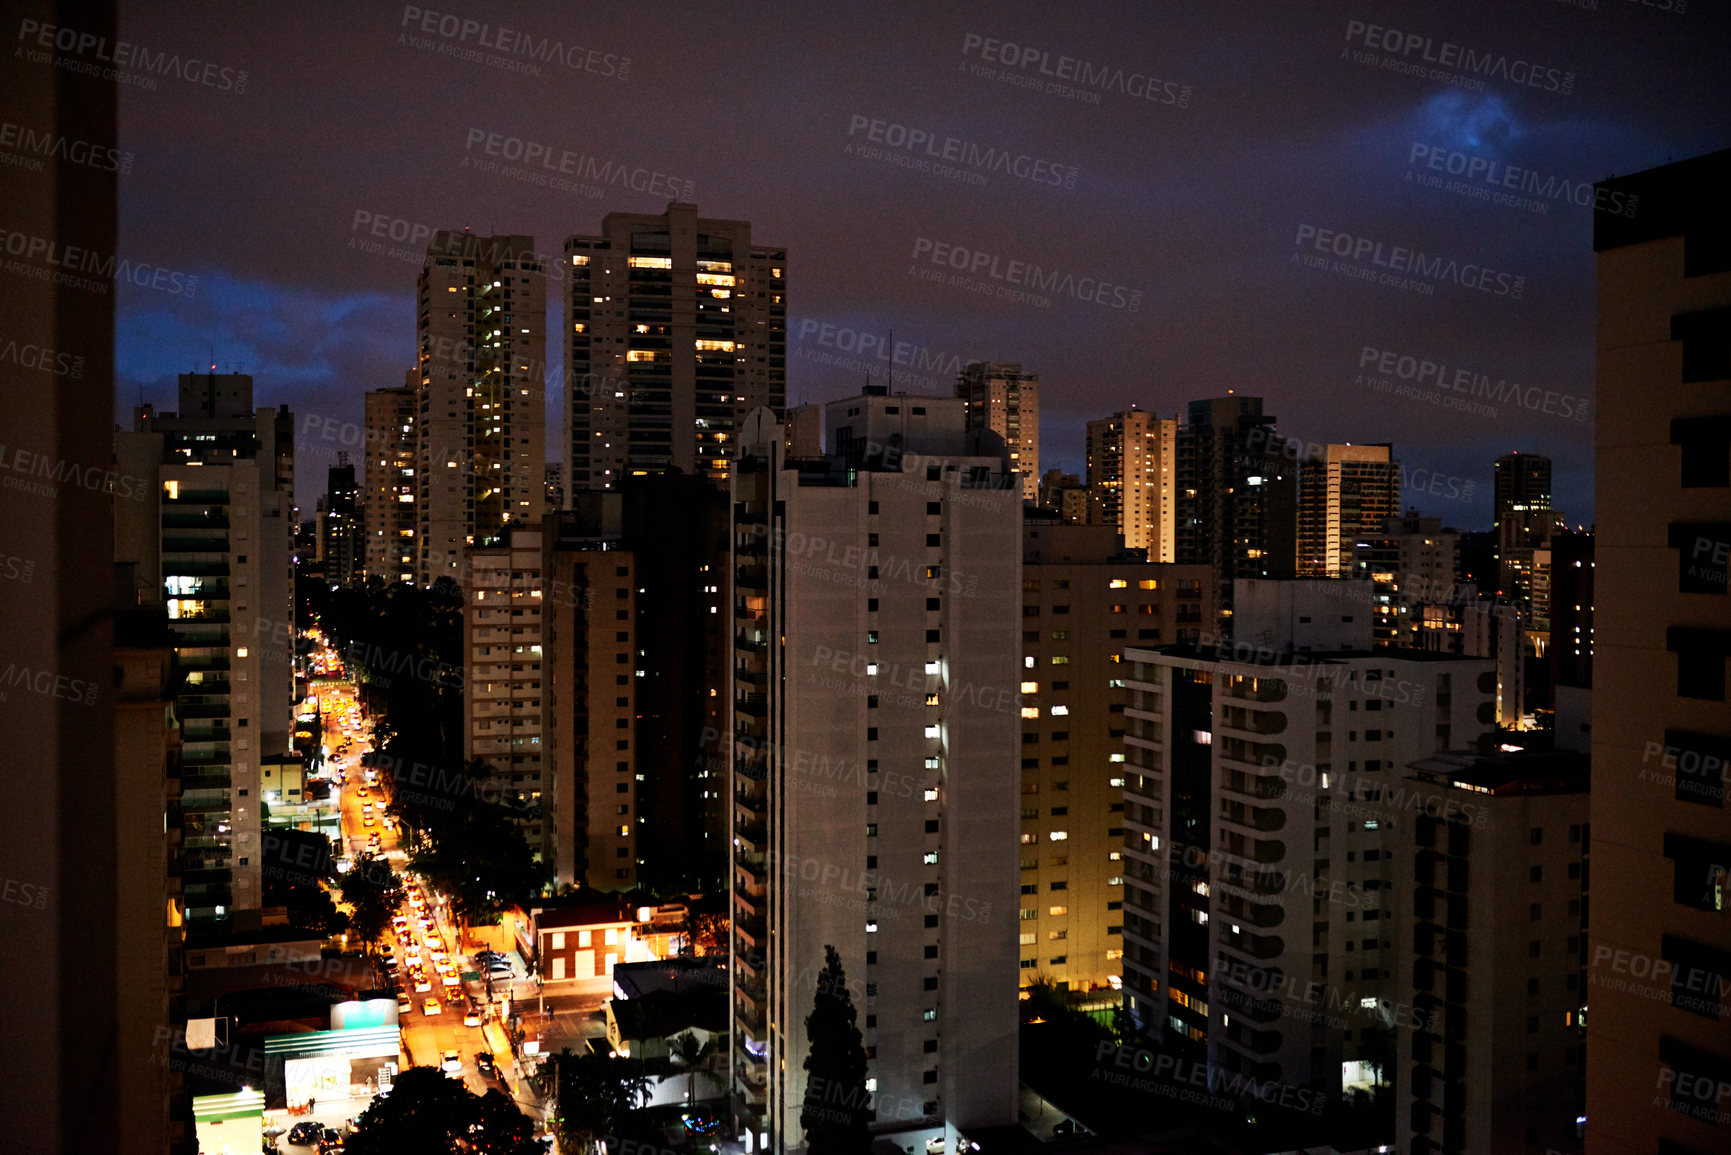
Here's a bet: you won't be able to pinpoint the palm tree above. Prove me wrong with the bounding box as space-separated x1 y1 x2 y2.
668 1030 715 1104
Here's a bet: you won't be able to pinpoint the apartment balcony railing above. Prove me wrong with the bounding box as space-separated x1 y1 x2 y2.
160 559 230 576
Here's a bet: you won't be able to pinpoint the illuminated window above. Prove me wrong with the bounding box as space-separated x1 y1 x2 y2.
1109 579 1128 589
1049 831 1068 841
627 256 671 269
1021 681 1039 693
1051 705 1069 716
1048 905 1068 916
1021 707 1040 719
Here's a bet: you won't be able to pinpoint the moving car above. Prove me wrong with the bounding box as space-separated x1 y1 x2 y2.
423 997 442 1015
463 1008 482 1027
441 1049 463 1074
413 975 432 993
287 1122 322 1146
475 1051 495 1076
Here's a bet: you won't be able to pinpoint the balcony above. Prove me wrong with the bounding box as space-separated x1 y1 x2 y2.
160 536 230 553
736 821 766 852
162 489 229 505
735 789 766 815
180 700 232 719
1222 677 1286 704
162 512 231 529
735 631 766 653
161 559 230 576
735 695 767 718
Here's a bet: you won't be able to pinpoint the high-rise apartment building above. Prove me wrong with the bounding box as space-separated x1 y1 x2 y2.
730 395 1020 1153
415 231 547 585
1178 396 1297 623
1295 444 1399 579
1120 583 1494 1108
321 462 362 585
1087 409 1178 561
114 373 298 927
1018 519 1212 999
1395 748 1590 1155
540 518 639 890
1494 452 1554 553
563 202 786 493
957 361 1039 501
558 476 732 894
1352 510 1459 647
1586 149 1731 1155
1037 469 1093 525
363 381 416 583
463 527 554 855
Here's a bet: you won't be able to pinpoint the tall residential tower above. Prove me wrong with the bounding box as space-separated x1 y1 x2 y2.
563 202 786 493
415 231 547 584
956 360 1039 502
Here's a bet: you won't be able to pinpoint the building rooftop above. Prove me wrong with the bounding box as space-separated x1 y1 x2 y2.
1409 747 1590 796
1594 147 1731 254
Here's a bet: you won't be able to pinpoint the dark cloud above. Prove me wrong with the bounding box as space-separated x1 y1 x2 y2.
110 0 1731 522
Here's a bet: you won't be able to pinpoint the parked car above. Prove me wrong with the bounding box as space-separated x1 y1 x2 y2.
441 1049 463 1074
287 1122 322 1146
475 1051 496 1076
463 1008 482 1027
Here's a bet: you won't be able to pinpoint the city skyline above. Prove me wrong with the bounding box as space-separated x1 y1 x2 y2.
106 2 1731 524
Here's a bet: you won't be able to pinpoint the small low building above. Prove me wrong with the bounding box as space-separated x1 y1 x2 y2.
529 893 649 984
605 986 728 1061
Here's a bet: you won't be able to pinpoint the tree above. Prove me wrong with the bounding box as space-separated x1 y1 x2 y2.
345 1066 540 1155
680 905 728 958
669 1030 716 1104
551 1048 652 1155
800 945 871 1155
339 853 405 956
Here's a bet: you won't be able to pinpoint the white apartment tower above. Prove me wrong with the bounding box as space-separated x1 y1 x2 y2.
730 391 1021 1153
113 373 297 927
415 231 547 585
1087 409 1177 561
1119 581 1495 1109
563 202 787 493
363 378 417 583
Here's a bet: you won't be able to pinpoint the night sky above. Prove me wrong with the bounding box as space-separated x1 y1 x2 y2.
111 0 1731 526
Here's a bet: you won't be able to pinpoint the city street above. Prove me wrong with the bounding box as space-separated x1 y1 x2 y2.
316 664 556 1133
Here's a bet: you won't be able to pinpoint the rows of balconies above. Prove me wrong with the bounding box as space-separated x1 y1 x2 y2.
1217 832 1287 864
1216 892 1285 928
1221 675 1286 703
1219 737 1286 768
1218 705 1287 735
1219 799 1287 833
1217 926 1285 960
